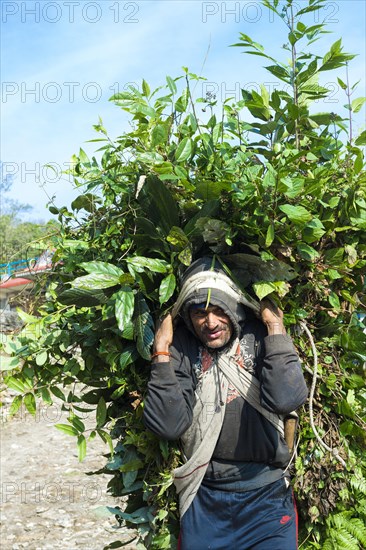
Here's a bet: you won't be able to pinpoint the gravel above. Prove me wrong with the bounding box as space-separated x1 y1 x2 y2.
0 389 139 550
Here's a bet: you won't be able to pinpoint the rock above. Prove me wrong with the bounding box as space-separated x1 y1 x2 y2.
0 310 23 332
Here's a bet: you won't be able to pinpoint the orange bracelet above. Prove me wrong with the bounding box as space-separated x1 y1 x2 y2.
151 351 171 359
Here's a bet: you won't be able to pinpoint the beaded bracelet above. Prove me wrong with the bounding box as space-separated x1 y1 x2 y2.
151 351 171 359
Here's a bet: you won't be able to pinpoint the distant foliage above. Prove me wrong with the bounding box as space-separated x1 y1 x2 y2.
0 215 58 264
2 1 365 548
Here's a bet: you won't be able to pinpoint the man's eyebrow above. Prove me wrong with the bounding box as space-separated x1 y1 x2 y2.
192 306 219 313
191 307 209 313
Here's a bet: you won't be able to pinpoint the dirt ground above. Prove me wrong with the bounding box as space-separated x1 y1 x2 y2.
0 389 139 550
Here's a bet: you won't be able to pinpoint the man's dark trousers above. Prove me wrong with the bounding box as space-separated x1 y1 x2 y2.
179 477 298 550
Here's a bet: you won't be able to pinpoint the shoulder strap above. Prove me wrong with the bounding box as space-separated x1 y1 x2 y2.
217 349 286 437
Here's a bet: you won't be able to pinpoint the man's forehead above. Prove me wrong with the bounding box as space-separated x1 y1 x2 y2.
189 303 224 313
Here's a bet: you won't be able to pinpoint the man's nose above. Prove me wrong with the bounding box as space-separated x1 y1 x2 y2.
206 312 218 328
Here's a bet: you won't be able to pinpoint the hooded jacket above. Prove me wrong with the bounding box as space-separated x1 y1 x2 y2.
143 257 308 495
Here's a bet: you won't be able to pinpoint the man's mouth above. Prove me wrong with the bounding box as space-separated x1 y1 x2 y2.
205 329 223 340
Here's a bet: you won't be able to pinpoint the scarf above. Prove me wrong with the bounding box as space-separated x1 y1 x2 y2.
173 338 286 517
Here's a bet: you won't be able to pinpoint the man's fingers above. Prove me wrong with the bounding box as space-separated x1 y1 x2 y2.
260 299 284 322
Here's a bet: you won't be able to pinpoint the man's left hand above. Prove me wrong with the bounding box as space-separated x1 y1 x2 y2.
260 299 286 335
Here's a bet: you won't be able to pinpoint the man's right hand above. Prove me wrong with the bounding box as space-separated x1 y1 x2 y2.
152 313 173 362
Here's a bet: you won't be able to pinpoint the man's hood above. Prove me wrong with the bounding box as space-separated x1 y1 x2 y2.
172 257 260 342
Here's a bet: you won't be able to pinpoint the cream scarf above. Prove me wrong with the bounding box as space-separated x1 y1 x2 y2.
173 339 286 517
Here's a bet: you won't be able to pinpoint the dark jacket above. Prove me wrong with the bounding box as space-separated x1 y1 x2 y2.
144 318 308 484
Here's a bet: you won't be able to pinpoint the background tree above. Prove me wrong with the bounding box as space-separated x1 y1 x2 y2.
2 1 366 548
0 215 59 265
0 161 59 265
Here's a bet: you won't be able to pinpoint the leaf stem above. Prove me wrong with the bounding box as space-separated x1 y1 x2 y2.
345 62 353 143
289 4 300 150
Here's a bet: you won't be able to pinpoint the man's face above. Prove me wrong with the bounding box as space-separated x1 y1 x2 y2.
189 305 233 349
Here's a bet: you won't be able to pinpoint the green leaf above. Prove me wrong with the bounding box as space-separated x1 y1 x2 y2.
110 386 126 400
24 393 36 416
151 124 169 147
80 261 124 278
136 151 164 164
9 395 23 416
279 204 312 225
327 269 342 280
62 240 89 251
15 310 39 324
129 101 156 118
175 88 189 112
345 244 358 266
167 226 189 248
353 152 364 174
55 423 79 436
35 350 48 366
178 247 192 266
71 273 120 290
265 223 275 247
79 148 90 165
174 165 188 181
122 322 134 341
166 75 177 94
77 434 87 462
297 243 320 261
351 97 366 113
306 152 318 161
175 137 193 163
133 293 154 360
96 396 107 427
40 388 53 405
196 179 230 201
142 79 150 98
324 248 344 267
115 287 135 333
303 219 326 243
288 31 298 46
127 256 170 274
0 355 20 371
283 178 304 199
184 200 220 235
340 420 366 439
263 167 276 188
5 376 27 393
159 274 176 305
58 288 109 307
138 175 179 235
71 193 101 212
337 77 347 90
309 112 343 126
119 459 144 472
97 429 114 455
69 415 86 432
252 281 276 300
328 291 340 310
264 64 290 83
355 130 366 146
119 344 139 369
112 505 151 525
50 386 66 401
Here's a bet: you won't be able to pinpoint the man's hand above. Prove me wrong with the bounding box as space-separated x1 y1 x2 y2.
260 299 286 336
152 313 174 362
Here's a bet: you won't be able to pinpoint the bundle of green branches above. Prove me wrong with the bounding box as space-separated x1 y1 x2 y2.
3 2 365 548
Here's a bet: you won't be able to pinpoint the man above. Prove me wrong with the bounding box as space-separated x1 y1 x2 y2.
144 257 308 549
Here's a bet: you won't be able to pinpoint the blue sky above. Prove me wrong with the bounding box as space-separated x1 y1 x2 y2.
1 0 365 222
